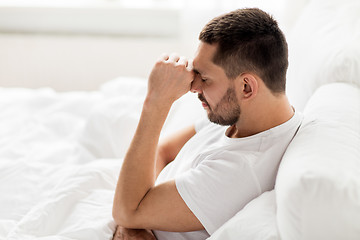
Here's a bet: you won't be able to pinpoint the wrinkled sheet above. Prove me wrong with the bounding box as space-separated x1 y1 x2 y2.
0 77 203 240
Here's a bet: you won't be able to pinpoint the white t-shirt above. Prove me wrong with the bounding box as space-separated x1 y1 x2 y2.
153 111 302 240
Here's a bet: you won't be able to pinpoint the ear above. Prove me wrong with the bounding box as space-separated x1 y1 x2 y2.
240 73 258 100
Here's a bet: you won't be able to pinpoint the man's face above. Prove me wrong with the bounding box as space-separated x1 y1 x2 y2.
192 42 241 126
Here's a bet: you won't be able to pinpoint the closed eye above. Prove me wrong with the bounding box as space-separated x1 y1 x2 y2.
193 69 208 83
195 72 207 82
193 69 206 80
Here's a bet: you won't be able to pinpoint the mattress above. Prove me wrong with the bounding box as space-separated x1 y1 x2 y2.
0 77 204 240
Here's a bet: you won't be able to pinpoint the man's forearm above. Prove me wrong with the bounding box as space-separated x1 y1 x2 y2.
113 98 172 225
112 53 194 229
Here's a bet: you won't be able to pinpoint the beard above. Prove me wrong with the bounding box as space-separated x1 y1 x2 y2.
199 87 241 126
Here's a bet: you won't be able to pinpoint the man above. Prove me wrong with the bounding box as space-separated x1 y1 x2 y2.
112 8 302 240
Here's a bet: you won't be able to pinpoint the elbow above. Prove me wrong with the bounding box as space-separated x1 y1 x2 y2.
112 206 122 226
112 205 127 227
112 205 139 229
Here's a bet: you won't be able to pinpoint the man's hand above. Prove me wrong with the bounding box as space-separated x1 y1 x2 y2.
113 226 156 240
147 54 194 105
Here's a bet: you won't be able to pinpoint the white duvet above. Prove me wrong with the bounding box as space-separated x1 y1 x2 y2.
0 77 204 240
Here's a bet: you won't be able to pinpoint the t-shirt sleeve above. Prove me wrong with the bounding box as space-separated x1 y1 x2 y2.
175 151 261 235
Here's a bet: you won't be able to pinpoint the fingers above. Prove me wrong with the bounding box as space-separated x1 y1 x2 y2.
177 56 187 66
160 53 193 71
168 53 180 63
159 53 178 62
160 53 169 61
161 53 181 64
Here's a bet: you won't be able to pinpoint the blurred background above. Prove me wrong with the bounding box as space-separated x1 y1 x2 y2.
0 0 306 91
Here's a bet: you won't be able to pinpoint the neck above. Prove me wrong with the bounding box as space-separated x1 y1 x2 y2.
230 94 294 138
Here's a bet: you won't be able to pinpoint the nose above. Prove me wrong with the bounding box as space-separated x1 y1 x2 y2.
190 74 203 94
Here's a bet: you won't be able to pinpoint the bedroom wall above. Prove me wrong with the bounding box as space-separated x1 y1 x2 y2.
0 0 301 91
0 33 196 91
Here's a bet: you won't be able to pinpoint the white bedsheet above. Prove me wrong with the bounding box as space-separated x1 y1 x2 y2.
0 77 203 240
1 159 120 240
0 87 117 240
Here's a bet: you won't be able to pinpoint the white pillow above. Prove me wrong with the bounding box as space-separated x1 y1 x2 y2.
208 191 279 240
286 0 360 110
79 77 205 158
276 83 360 240
78 96 144 159
78 77 147 158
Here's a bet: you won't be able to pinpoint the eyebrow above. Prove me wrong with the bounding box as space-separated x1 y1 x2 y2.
193 68 204 76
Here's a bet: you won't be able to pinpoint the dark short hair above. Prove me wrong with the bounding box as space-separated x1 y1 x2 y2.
199 8 288 93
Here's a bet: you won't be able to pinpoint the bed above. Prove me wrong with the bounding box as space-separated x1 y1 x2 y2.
1 0 360 239
0 78 138 239
0 76 206 239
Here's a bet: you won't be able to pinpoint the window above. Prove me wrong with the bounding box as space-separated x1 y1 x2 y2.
0 0 182 37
